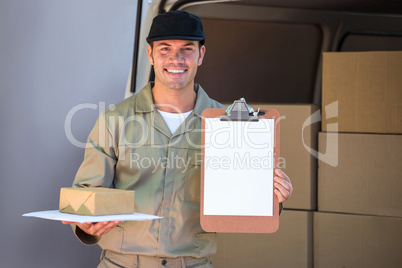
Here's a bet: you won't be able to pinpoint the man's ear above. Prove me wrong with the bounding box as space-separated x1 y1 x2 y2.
146 44 153 65
198 45 206 66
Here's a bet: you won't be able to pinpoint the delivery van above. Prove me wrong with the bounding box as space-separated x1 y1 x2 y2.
128 0 402 104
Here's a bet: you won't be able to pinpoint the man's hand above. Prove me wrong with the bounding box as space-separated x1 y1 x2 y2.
62 221 123 236
274 169 293 203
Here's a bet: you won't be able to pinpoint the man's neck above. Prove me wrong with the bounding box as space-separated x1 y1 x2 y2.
152 82 197 113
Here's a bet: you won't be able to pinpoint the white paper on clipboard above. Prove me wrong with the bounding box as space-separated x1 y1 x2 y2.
203 118 275 216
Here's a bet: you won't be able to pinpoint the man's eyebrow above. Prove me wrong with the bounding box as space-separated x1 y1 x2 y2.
183 42 197 46
156 42 171 47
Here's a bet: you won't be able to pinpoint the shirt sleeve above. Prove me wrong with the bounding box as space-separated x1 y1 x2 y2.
73 111 117 189
70 111 118 245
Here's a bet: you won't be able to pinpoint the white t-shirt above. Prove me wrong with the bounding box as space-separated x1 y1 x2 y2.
157 109 193 134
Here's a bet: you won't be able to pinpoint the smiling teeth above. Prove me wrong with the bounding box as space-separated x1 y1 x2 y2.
167 70 185 74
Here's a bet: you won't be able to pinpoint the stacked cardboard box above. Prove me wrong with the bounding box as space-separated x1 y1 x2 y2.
317 51 402 267
314 212 402 268
318 133 402 217
321 51 402 134
213 210 313 268
256 104 319 211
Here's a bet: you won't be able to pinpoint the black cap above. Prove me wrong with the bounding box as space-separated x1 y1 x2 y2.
146 10 205 45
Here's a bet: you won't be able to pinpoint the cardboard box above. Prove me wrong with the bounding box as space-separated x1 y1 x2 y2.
318 132 402 217
59 187 135 216
314 212 402 268
322 51 402 134
213 210 313 268
225 104 319 210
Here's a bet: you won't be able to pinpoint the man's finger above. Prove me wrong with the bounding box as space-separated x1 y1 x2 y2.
91 221 120 236
275 169 289 180
274 176 291 191
274 181 290 195
274 175 292 203
274 189 286 203
62 220 124 236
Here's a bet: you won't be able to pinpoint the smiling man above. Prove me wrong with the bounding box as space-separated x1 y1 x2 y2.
150 40 205 90
150 39 204 113
64 10 293 268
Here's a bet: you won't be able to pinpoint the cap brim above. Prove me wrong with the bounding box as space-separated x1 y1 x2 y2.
146 35 205 43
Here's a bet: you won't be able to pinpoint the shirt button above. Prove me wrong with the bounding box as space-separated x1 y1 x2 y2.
161 259 167 266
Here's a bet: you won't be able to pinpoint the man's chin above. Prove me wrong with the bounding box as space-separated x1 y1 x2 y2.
166 82 190 90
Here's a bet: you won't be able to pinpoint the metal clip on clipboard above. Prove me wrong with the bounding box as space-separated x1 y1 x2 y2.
221 98 265 122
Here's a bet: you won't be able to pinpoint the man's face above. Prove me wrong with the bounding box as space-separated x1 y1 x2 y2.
147 40 206 91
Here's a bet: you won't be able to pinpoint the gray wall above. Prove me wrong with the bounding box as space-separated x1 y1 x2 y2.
0 0 136 267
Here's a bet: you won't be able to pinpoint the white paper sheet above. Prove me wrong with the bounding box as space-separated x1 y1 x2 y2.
22 210 162 223
203 118 275 216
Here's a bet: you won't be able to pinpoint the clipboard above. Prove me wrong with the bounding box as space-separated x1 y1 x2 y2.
201 99 280 233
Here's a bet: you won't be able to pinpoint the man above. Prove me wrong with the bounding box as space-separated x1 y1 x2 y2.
63 10 293 268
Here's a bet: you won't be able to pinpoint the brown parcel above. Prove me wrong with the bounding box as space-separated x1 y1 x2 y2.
59 187 135 216
322 51 402 134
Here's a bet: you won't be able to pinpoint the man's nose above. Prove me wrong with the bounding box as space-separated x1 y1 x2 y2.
169 50 184 63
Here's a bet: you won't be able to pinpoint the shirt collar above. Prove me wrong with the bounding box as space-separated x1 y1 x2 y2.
134 82 213 115
135 82 155 113
193 84 213 117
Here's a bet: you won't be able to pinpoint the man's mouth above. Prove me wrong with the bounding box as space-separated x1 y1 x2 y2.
166 69 186 74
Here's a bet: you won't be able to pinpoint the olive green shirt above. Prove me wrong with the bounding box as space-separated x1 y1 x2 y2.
72 82 224 258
